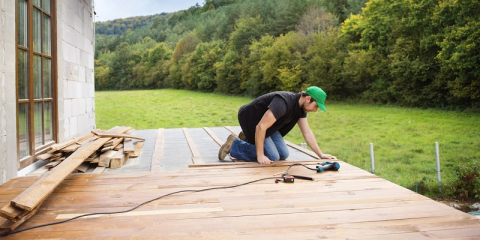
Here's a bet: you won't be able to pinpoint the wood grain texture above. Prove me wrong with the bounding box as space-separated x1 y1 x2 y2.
91 130 145 141
0 162 479 239
150 128 165 172
10 127 131 212
183 128 205 165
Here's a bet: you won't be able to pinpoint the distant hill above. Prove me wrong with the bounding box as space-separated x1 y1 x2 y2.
95 13 169 36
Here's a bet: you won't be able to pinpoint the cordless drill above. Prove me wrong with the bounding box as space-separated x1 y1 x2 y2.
316 162 340 172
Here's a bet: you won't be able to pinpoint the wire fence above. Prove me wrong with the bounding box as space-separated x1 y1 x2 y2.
311 141 480 197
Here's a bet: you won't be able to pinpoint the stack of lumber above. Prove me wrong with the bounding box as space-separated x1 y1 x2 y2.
0 126 144 233
36 128 145 172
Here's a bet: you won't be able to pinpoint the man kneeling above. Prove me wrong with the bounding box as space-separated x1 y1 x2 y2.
218 86 337 164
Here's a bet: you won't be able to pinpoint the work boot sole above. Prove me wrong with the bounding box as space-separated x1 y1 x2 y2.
218 134 236 160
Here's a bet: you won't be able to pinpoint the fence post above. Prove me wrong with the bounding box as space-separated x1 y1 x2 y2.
370 143 375 174
435 142 441 187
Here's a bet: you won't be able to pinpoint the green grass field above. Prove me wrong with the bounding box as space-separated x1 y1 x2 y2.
96 89 480 197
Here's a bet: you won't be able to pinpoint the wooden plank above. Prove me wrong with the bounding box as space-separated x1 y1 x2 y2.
90 156 100 164
10 127 131 212
0 202 42 233
188 160 323 168
123 138 134 153
285 140 319 159
47 132 95 153
104 137 123 148
109 149 130 169
0 204 23 221
130 142 144 158
224 126 240 136
76 162 90 173
183 128 205 165
98 150 117 168
61 144 81 153
113 143 124 151
151 128 165 172
91 130 145 141
203 127 223 146
45 160 62 169
37 153 53 161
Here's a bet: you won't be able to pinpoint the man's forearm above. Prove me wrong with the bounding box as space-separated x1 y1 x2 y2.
255 125 266 157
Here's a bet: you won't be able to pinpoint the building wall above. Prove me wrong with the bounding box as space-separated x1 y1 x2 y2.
0 0 18 183
0 0 95 184
57 0 96 142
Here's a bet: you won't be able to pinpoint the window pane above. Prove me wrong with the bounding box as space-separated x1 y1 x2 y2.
17 0 28 47
42 0 50 14
43 58 51 98
34 55 42 99
19 103 30 158
17 49 28 99
33 0 40 7
34 102 43 147
33 8 41 52
44 101 53 142
42 14 51 55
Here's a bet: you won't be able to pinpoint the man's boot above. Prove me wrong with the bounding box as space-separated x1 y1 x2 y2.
218 134 236 160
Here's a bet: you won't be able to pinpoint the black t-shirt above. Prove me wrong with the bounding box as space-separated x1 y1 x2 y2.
238 91 307 144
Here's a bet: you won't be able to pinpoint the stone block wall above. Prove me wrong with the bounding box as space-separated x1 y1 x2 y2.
57 0 95 142
0 0 19 183
0 0 95 184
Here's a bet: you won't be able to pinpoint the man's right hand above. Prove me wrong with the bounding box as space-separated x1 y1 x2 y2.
257 155 273 164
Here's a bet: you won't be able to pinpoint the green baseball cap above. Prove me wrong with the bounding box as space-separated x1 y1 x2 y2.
306 86 327 112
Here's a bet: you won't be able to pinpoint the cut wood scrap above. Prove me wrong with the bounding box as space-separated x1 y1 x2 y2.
104 137 122 147
86 152 98 161
109 138 123 148
98 150 117 167
0 204 23 221
91 130 145 141
49 153 63 161
90 156 100 164
62 144 81 153
109 149 130 169
0 201 42 233
123 138 134 153
37 153 53 161
9 126 132 212
76 162 90 173
45 160 62 169
113 143 123 151
126 129 135 135
100 145 115 152
47 132 94 153
130 142 144 158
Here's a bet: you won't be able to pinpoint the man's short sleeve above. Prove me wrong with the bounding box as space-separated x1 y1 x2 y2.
268 96 287 120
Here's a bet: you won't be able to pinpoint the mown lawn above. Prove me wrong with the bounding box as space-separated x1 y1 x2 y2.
96 89 480 197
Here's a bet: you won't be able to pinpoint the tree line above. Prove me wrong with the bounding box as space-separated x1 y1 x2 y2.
94 0 480 109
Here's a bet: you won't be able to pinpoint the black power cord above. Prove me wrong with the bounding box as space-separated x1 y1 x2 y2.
0 163 322 238
0 176 278 237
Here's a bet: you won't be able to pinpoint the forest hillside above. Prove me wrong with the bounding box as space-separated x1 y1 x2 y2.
94 0 480 110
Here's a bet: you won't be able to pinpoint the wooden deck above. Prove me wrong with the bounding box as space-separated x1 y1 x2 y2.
1 127 480 239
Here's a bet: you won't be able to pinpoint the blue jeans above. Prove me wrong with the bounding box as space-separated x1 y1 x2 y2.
230 131 289 162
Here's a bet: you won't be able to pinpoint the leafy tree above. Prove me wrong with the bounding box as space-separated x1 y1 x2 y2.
229 16 266 54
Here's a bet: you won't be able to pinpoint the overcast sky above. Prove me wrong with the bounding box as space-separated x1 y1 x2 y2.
94 0 205 22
